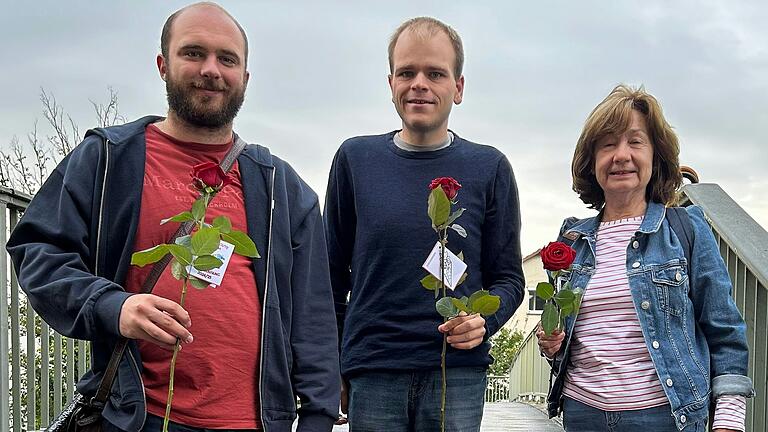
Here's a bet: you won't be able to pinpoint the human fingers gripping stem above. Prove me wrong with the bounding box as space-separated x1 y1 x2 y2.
439 313 486 349
119 294 193 350
536 323 564 358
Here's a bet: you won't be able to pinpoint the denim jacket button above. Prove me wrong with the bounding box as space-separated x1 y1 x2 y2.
652 340 660 349
666 378 673 387
641 301 650 310
675 272 682 282
632 240 639 249
680 415 687 423
632 261 641 268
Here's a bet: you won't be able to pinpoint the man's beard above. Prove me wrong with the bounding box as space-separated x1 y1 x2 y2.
166 76 245 129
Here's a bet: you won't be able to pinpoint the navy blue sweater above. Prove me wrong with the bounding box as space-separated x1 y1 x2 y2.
324 131 525 376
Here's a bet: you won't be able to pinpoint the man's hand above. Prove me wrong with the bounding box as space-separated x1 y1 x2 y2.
536 323 564 358
438 313 486 349
119 294 193 351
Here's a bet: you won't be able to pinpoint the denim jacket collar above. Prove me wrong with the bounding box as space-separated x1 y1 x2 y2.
565 201 666 239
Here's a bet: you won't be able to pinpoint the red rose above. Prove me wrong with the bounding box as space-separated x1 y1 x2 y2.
191 162 233 191
429 177 462 201
540 241 576 271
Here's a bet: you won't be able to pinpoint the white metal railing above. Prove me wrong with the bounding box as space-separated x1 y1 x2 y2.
1 187 90 431
485 375 510 402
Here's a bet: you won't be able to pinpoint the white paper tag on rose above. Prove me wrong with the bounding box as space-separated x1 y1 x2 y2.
187 240 235 288
422 241 467 291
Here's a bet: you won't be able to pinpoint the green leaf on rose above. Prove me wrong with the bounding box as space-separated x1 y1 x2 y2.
541 303 559 336
468 289 490 310
166 244 193 266
161 211 194 225
572 288 584 315
427 187 451 227
191 227 221 256
553 289 576 308
472 294 501 316
436 296 460 318
420 274 441 291
451 297 470 313
536 282 555 301
174 235 192 249
221 230 260 258
193 255 223 271
450 224 467 238
212 216 232 234
456 272 468 287
189 277 210 290
191 198 206 221
446 208 465 226
171 260 187 280
131 245 169 267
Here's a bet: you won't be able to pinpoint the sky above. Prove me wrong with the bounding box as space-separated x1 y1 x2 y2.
1 0 766 254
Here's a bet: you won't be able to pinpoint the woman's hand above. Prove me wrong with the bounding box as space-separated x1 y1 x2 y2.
536 323 564 358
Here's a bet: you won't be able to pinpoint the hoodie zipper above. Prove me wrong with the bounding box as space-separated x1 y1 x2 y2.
94 139 110 276
258 167 276 431
96 137 148 429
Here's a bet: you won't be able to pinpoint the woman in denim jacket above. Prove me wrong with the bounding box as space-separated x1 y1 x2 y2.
536 85 753 431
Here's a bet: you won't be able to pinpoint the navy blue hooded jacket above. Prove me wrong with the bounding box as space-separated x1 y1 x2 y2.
6 116 340 431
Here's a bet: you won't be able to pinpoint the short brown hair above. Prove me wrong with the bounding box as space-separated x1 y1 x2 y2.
161 2 249 67
388 17 464 79
572 84 682 210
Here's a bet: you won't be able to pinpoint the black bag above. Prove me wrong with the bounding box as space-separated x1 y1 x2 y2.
46 393 102 432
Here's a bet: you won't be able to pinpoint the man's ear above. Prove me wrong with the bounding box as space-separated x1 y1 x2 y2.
388 74 395 103
453 75 465 105
157 54 168 81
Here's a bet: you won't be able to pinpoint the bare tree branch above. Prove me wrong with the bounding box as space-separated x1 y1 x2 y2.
41 88 75 159
91 86 124 128
28 120 51 188
6 136 35 194
0 142 12 188
5 87 123 195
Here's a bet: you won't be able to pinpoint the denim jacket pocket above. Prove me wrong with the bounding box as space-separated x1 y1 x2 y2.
652 262 689 316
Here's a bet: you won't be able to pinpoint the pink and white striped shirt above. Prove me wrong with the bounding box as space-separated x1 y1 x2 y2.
562 217 746 430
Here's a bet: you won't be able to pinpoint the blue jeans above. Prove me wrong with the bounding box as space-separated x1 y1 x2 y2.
141 414 260 431
347 367 487 432
562 397 704 432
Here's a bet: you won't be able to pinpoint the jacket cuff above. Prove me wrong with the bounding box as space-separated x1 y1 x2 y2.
485 315 500 337
94 289 132 338
712 374 755 398
296 412 336 432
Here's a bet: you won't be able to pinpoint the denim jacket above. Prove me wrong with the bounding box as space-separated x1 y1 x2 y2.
547 202 754 431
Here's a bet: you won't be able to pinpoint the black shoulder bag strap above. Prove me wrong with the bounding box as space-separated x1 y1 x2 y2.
665 206 695 275
90 134 247 408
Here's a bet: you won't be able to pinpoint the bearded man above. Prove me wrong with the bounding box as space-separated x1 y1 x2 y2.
7 3 339 431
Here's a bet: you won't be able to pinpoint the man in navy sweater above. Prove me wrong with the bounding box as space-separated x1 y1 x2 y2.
324 17 525 431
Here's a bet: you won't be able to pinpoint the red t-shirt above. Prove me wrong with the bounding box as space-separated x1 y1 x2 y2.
123 124 261 428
